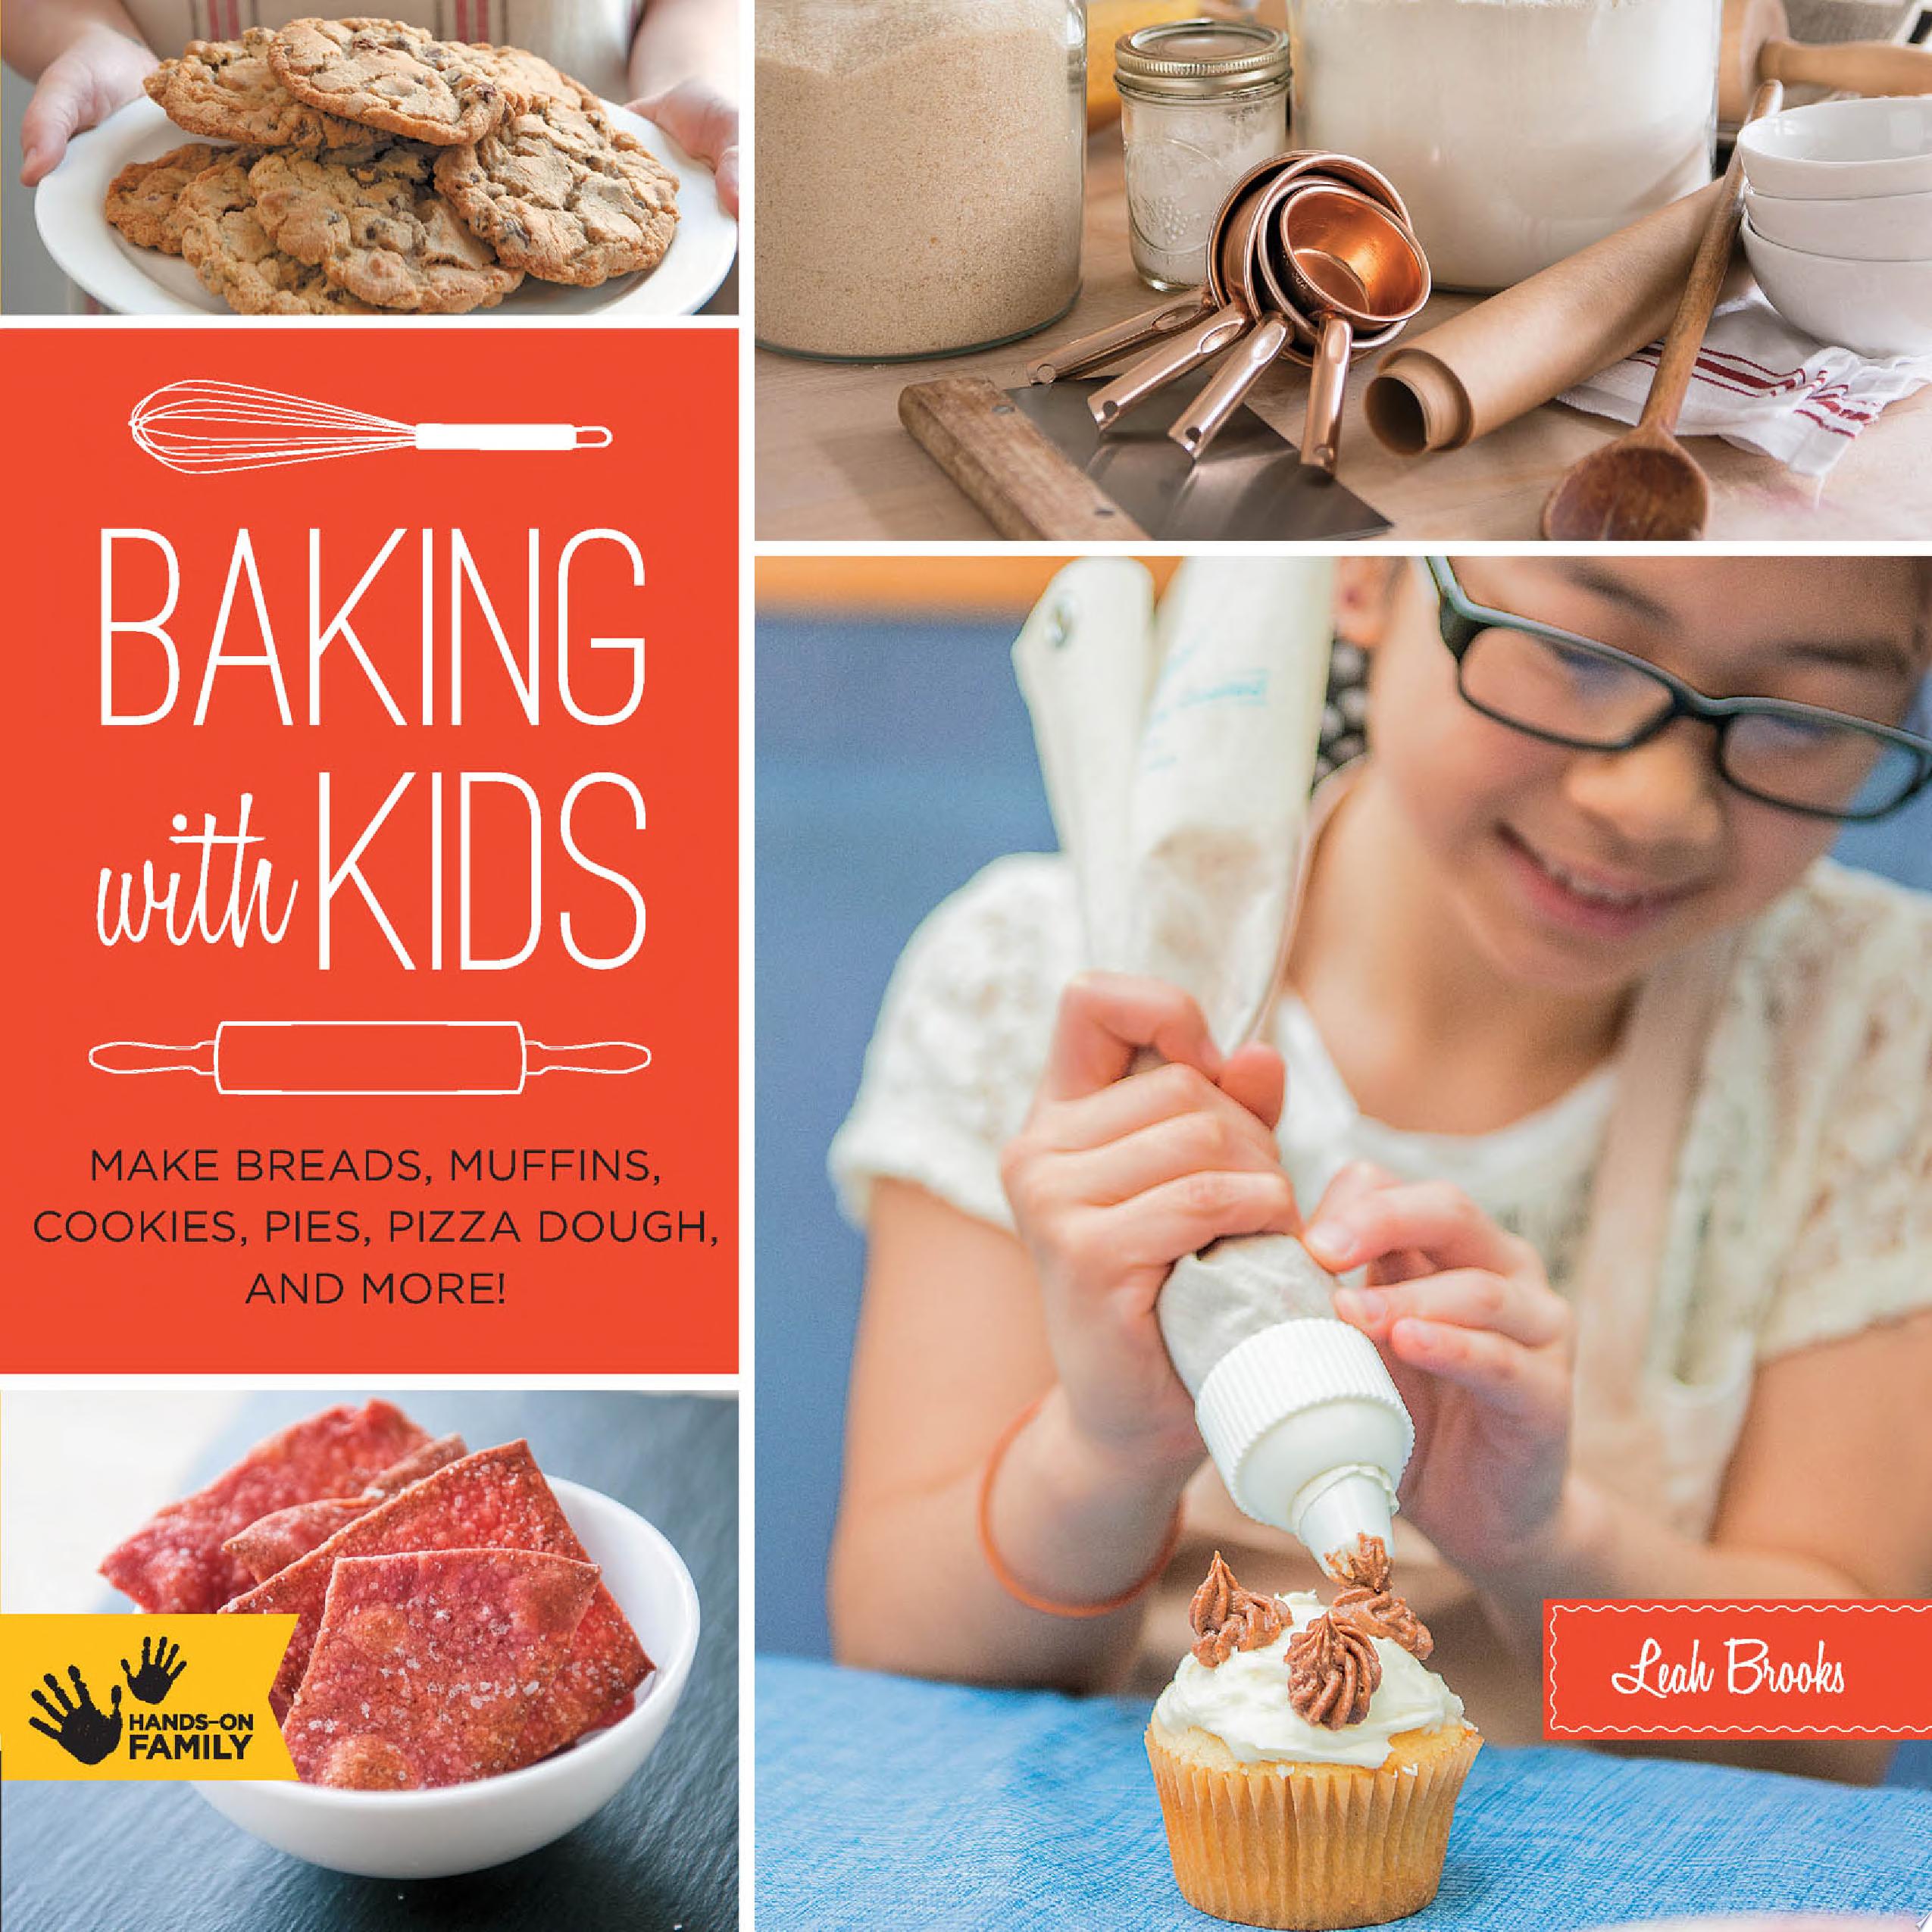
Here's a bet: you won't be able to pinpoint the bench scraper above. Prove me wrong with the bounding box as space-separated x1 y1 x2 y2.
899 370 1390 541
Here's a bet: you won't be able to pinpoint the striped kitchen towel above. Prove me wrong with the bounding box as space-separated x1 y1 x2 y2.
1560 288 1932 478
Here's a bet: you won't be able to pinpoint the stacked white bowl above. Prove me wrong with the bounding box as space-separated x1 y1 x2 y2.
1737 95 1932 356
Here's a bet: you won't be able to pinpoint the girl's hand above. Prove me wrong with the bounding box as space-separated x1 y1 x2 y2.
20 24 156 186
630 81 738 217
1000 973 1298 1483
1302 1164 1573 1578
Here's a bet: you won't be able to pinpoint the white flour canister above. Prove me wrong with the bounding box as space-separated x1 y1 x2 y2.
1287 0 1721 292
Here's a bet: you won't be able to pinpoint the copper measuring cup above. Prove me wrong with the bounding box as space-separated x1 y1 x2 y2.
1175 157 1421 459
1262 183 1430 474
1165 166 1316 458
1026 153 1299 390
1084 165 1288 430
1022 291 1211 386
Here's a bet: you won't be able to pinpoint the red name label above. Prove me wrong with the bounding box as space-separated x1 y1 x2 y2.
1543 1600 1932 1739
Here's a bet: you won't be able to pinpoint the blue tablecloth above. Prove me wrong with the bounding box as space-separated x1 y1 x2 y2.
757 1655 1932 1930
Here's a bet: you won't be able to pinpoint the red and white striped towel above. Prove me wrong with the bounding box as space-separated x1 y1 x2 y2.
1560 289 1932 479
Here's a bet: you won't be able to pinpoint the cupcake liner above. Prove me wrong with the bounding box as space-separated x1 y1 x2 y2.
1147 1724 1481 1930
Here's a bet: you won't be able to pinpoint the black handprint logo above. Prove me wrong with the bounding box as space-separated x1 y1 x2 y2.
29 1666 123 1765
121 1635 186 1706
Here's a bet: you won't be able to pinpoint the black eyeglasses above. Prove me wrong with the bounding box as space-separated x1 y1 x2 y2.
1424 556 1932 823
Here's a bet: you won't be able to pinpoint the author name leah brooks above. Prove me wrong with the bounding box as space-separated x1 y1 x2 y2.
1611 1637 1846 1699
1544 1599 1932 1738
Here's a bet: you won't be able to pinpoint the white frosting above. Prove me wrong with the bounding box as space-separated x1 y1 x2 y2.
1152 1592 1465 1771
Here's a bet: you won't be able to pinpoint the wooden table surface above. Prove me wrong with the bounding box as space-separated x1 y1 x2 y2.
755 128 1932 543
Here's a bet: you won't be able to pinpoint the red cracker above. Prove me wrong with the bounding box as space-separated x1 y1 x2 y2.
365 1433 469 1496
100 1401 430 1614
223 1435 470 1584
226 1499 374 1586
225 1440 653 1750
285 1549 600 1789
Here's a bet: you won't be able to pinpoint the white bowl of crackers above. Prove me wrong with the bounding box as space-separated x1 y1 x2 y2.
196 1474 701 1880
102 1402 701 1879
35 17 736 317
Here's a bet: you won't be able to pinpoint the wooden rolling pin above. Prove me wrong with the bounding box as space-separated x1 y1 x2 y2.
1720 0 1932 123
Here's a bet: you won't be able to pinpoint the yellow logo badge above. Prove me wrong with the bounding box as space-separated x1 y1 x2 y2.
0 1616 297 1780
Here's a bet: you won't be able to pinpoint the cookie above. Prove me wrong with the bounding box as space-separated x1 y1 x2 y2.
144 30 371 148
269 18 505 147
433 93 679 288
105 142 243 255
249 142 525 314
464 43 601 113
174 155 381 317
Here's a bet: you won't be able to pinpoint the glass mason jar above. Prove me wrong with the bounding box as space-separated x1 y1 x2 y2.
1117 20 1291 291
1287 0 1721 292
755 0 1087 359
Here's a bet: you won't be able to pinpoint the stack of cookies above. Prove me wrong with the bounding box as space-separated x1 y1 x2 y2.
105 17 680 316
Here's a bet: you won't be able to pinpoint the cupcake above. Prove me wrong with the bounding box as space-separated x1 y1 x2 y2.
1146 1541 1480 1930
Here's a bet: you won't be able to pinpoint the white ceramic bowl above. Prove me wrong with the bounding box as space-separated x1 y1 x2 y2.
1743 217 1932 355
1737 96 1932 202
195 1478 700 1880
1743 183 1932 261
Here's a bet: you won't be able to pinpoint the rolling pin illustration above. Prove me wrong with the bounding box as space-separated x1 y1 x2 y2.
89 1022 650 1096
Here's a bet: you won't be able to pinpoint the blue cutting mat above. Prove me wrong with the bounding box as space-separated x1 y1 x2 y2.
758 1653 1932 1931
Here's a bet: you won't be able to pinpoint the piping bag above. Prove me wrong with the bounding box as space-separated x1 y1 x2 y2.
1014 558 1413 1565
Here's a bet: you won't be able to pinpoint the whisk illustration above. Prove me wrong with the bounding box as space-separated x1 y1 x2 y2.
130 380 615 477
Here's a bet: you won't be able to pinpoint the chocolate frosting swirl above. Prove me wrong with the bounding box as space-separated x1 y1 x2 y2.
1285 1608 1382 1728
1188 1551 1286 1667
1282 1534 1434 1729
1327 1534 1433 1660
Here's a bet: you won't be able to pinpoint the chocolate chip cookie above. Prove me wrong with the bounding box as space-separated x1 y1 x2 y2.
249 142 524 314
106 142 245 255
465 44 600 113
269 18 505 146
144 31 371 148
433 93 679 288
175 155 381 316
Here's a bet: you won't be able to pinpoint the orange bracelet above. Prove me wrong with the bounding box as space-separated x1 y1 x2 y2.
977 1394 1186 1619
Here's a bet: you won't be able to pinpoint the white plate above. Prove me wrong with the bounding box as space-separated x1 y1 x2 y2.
36 95 736 317
194 1477 702 1880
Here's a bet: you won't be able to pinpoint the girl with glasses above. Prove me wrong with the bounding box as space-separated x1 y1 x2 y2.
829 555 1932 1784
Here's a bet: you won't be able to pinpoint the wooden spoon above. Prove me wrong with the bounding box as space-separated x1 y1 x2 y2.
1541 81 1780 542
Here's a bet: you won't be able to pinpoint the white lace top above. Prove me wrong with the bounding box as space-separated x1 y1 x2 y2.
832 850 1932 1530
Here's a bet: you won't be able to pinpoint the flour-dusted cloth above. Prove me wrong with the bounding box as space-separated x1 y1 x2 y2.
121 3 643 104
1559 288 1932 478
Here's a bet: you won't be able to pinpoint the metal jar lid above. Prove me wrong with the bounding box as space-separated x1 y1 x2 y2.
1112 19 1292 102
